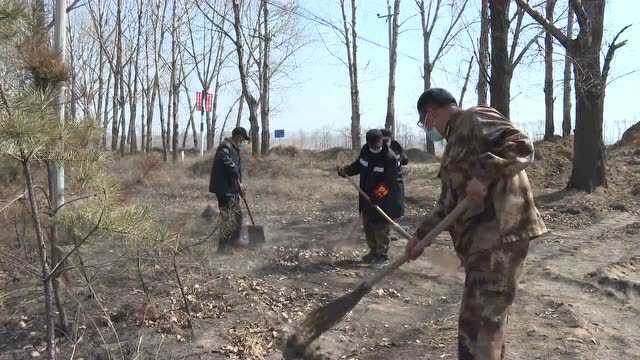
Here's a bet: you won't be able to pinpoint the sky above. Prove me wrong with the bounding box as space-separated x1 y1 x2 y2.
208 0 639 145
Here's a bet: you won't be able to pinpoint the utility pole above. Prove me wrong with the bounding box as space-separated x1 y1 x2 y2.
54 0 66 208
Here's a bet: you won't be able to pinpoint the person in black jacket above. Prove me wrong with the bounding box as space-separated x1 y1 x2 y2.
381 128 409 167
338 129 404 264
209 127 250 254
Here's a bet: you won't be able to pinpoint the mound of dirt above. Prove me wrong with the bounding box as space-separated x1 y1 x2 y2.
613 121 640 149
405 148 437 163
314 147 356 163
189 156 214 176
528 136 574 189
269 146 301 158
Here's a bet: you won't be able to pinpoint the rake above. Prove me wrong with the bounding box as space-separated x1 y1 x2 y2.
283 178 470 358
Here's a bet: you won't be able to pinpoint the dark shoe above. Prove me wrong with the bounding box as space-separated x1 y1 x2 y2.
372 254 389 265
361 251 376 263
217 246 233 255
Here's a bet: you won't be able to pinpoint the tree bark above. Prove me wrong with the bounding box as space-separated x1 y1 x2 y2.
569 0 607 191
489 0 511 118
544 0 556 140
260 0 271 156
384 0 401 137
562 6 574 137
477 0 490 106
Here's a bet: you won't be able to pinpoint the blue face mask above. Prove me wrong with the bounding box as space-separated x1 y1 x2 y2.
425 127 443 142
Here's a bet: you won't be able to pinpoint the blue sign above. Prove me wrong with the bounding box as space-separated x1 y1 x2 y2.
274 129 285 138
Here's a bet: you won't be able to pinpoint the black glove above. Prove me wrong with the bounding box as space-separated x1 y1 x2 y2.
337 166 347 178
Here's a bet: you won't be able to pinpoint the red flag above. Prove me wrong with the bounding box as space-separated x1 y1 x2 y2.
196 91 203 112
206 93 213 112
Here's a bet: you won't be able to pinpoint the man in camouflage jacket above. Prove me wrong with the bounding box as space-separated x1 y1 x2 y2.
406 88 547 359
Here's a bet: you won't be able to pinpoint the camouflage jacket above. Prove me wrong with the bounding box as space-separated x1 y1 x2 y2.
416 106 547 256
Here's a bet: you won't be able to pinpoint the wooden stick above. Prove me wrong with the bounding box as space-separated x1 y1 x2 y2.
344 177 412 240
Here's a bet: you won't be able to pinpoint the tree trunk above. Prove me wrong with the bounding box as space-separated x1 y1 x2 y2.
102 71 111 150
158 81 167 161
232 0 260 157
477 0 490 106
260 0 271 156
170 0 179 162
235 94 243 128
568 1 607 191
147 76 158 153
562 6 574 137
112 0 123 151
96 48 105 146
129 3 143 154
22 160 57 360
384 0 400 137
423 71 435 155
489 0 510 118
119 69 127 156
544 0 556 140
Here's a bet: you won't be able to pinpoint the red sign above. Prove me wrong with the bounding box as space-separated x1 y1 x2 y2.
196 91 203 112
206 93 212 112
196 91 213 113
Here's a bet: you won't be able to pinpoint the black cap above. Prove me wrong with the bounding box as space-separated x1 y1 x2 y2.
232 127 250 141
416 88 457 117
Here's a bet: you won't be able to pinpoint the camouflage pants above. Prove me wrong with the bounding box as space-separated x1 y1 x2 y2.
216 194 243 252
362 213 390 255
458 239 529 360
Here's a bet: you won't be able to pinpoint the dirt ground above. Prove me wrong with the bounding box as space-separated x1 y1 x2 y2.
2 138 640 359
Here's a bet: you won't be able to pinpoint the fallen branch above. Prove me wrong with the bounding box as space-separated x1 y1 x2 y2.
172 250 195 338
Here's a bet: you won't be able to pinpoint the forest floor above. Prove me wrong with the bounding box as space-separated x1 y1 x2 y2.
2 133 640 359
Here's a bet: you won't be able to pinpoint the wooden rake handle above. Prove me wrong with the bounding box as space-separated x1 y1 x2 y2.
237 181 256 226
363 197 470 289
344 177 413 240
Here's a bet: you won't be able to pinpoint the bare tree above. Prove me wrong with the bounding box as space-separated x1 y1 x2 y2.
384 0 401 137
477 0 489 105
544 0 557 140
112 0 123 151
562 6 574 137
191 1 231 151
416 0 469 154
515 0 631 191
260 0 271 156
233 0 261 156
340 0 361 150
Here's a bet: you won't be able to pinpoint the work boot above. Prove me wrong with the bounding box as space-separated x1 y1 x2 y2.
361 251 377 264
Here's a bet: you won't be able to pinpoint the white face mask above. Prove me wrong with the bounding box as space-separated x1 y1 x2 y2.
369 146 382 154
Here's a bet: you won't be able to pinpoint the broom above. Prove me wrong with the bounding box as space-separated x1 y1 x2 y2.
283 183 470 358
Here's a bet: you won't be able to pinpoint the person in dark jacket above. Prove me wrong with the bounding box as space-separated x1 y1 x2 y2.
338 129 404 264
209 127 250 254
381 128 409 167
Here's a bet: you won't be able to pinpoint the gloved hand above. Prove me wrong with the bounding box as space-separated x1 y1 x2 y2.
337 166 347 178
